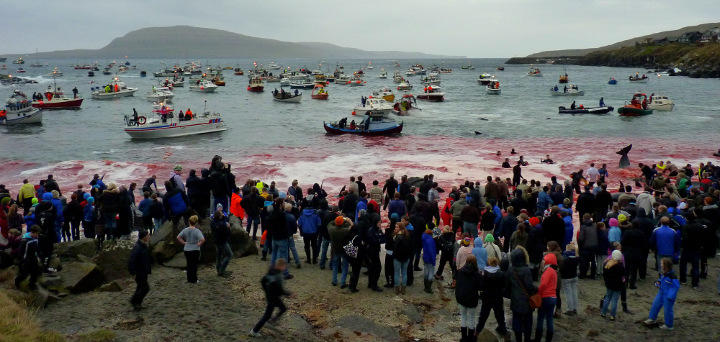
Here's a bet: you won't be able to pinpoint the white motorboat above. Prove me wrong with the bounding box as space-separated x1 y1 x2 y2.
416 86 445 102
397 80 412 91
378 69 387 79
267 62 281 70
2 93 43 125
279 78 290 86
486 81 501 95
336 74 351 83
146 86 174 102
189 79 218 93
527 66 542 77
91 78 138 99
476 73 496 85
372 88 395 102
47 67 63 77
272 89 302 103
289 79 315 89
392 72 403 83
647 95 674 111
123 105 226 139
354 97 394 115
550 84 584 96
422 75 441 86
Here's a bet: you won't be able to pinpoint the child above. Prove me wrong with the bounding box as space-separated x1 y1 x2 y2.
561 243 579 315
249 258 292 337
176 215 205 284
607 218 621 245
643 258 680 330
601 250 625 320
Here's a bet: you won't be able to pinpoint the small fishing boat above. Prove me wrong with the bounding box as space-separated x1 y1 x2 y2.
247 77 264 92
372 88 395 102
628 73 648 83
233 68 244 75
496 66 505 71
486 81 501 95
280 78 290 86
476 73 495 85
266 76 280 83
32 82 84 109
392 95 417 116
189 79 218 93
211 75 225 86
347 76 366 87
416 86 444 102
272 89 302 103
354 97 394 115
618 93 654 116
311 84 329 100
13 57 24 64
88 71 95 77
378 69 387 79
550 84 584 96
290 80 315 89
461 64 475 70
647 94 674 111
397 80 413 91
2 91 43 125
324 110 402 136
422 75 441 86
16 67 26 73
46 67 63 77
123 105 226 139
91 78 138 99
558 105 614 114
267 62 281 70
608 77 617 85
140 71 147 77
146 86 174 102
558 73 569 84
527 66 542 77
366 61 374 70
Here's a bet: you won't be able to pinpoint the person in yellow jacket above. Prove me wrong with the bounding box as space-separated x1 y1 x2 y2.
18 179 36 214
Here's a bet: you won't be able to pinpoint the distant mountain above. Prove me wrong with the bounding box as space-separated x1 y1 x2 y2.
523 22 720 58
1 26 457 59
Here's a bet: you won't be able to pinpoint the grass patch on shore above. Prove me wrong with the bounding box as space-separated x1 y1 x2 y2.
0 290 65 342
73 329 116 342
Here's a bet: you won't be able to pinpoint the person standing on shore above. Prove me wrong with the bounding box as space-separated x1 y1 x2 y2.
455 254 481 342
177 215 205 284
211 204 233 277
128 230 152 311
249 258 292 337
643 258 680 330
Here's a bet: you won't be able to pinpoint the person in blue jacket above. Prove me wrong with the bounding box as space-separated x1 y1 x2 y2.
649 217 680 271
536 186 553 216
298 207 321 264
562 211 574 250
421 227 437 294
472 237 488 270
643 258 680 330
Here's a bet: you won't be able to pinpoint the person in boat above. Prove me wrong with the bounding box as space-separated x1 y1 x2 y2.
72 87 78 99
104 85 111 93
599 97 605 107
114 83 119 92
649 93 654 103
349 120 356 130
178 110 185 121
361 96 367 107
338 117 347 128
570 101 576 110
294 89 299 96
553 85 559 92
642 98 648 110
563 85 567 93
542 155 555 164
132 108 139 125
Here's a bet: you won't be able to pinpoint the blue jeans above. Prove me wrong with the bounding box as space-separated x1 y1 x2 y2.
104 216 117 238
463 221 477 238
331 253 349 285
271 238 289 276
649 291 675 328
393 259 410 286
423 263 435 281
601 289 621 316
216 242 233 275
535 297 556 340
319 237 332 269
246 215 260 239
288 237 300 266
152 218 162 233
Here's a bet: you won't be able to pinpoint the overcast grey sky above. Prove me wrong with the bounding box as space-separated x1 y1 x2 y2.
2 0 718 57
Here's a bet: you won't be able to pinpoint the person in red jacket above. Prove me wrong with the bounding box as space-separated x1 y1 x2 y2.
536 253 558 342
230 189 245 222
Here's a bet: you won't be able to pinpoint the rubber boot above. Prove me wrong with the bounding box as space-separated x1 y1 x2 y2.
401 285 406 294
546 331 553 342
622 301 632 314
424 280 433 294
467 329 476 342
395 286 401 295
460 327 467 342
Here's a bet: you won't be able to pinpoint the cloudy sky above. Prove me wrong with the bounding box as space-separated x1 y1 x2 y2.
2 0 718 57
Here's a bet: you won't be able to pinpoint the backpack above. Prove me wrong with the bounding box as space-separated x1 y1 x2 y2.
167 192 187 215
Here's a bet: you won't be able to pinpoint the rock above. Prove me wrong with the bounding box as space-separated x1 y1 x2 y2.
150 221 175 248
98 281 123 292
152 240 181 264
403 305 423 324
55 239 97 260
587 329 600 337
57 261 105 293
336 314 399 341
113 318 144 330
477 328 501 342
163 252 187 269
93 240 134 281
39 274 63 288
198 216 258 263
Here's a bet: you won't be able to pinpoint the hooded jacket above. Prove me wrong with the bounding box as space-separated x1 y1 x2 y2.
632 208 655 240
455 263 482 308
441 198 453 225
621 225 647 262
481 264 505 301
450 197 467 218
538 253 558 298
298 209 321 235
578 220 598 251
603 259 625 291
471 237 487 269
506 247 536 314
421 231 437 265
656 270 680 301
328 219 352 257
542 213 565 247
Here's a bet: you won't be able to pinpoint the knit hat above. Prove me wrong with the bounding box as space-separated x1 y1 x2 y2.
83 193 91 200
334 216 345 226
611 250 623 261
87 197 94 204
529 216 540 227
462 237 472 246
216 203 224 210
1 197 10 206
609 218 618 227
484 233 495 243
174 165 182 171
31 197 38 205
51 190 59 199
618 214 627 222
42 193 53 201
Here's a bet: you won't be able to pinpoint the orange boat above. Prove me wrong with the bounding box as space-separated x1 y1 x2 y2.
311 84 328 100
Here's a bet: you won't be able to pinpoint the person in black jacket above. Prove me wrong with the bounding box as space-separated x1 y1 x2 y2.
15 226 41 290
680 209 704 288
455 254 482 341
317 201 335 270
542 207 565 246
631 208 655 279
211 204 233 277
383 174 398 211
186 169 210 218
594 184 613 222
63 193 83 241
35 194 56 271
506 246 537 342
621 221 647 289
128 230 152 311
116 185 133 239
576 186 595 220
208 166 230 216
435 225 456 281
249 259 292 337
477 256 509 338
242 187 264 240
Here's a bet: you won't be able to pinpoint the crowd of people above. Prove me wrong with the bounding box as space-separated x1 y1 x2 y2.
1 154 720 341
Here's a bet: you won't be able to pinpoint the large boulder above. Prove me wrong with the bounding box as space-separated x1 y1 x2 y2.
56 261 105 293
55 239 97 260
93 240 134 281
198 216 257 263
149 221 176 248
152 240 182 264
163 252 186 269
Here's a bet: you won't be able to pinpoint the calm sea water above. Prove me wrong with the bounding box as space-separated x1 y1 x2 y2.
2 58 720 166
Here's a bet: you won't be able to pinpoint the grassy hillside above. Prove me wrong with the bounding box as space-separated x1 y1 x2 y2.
0 290 63 342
